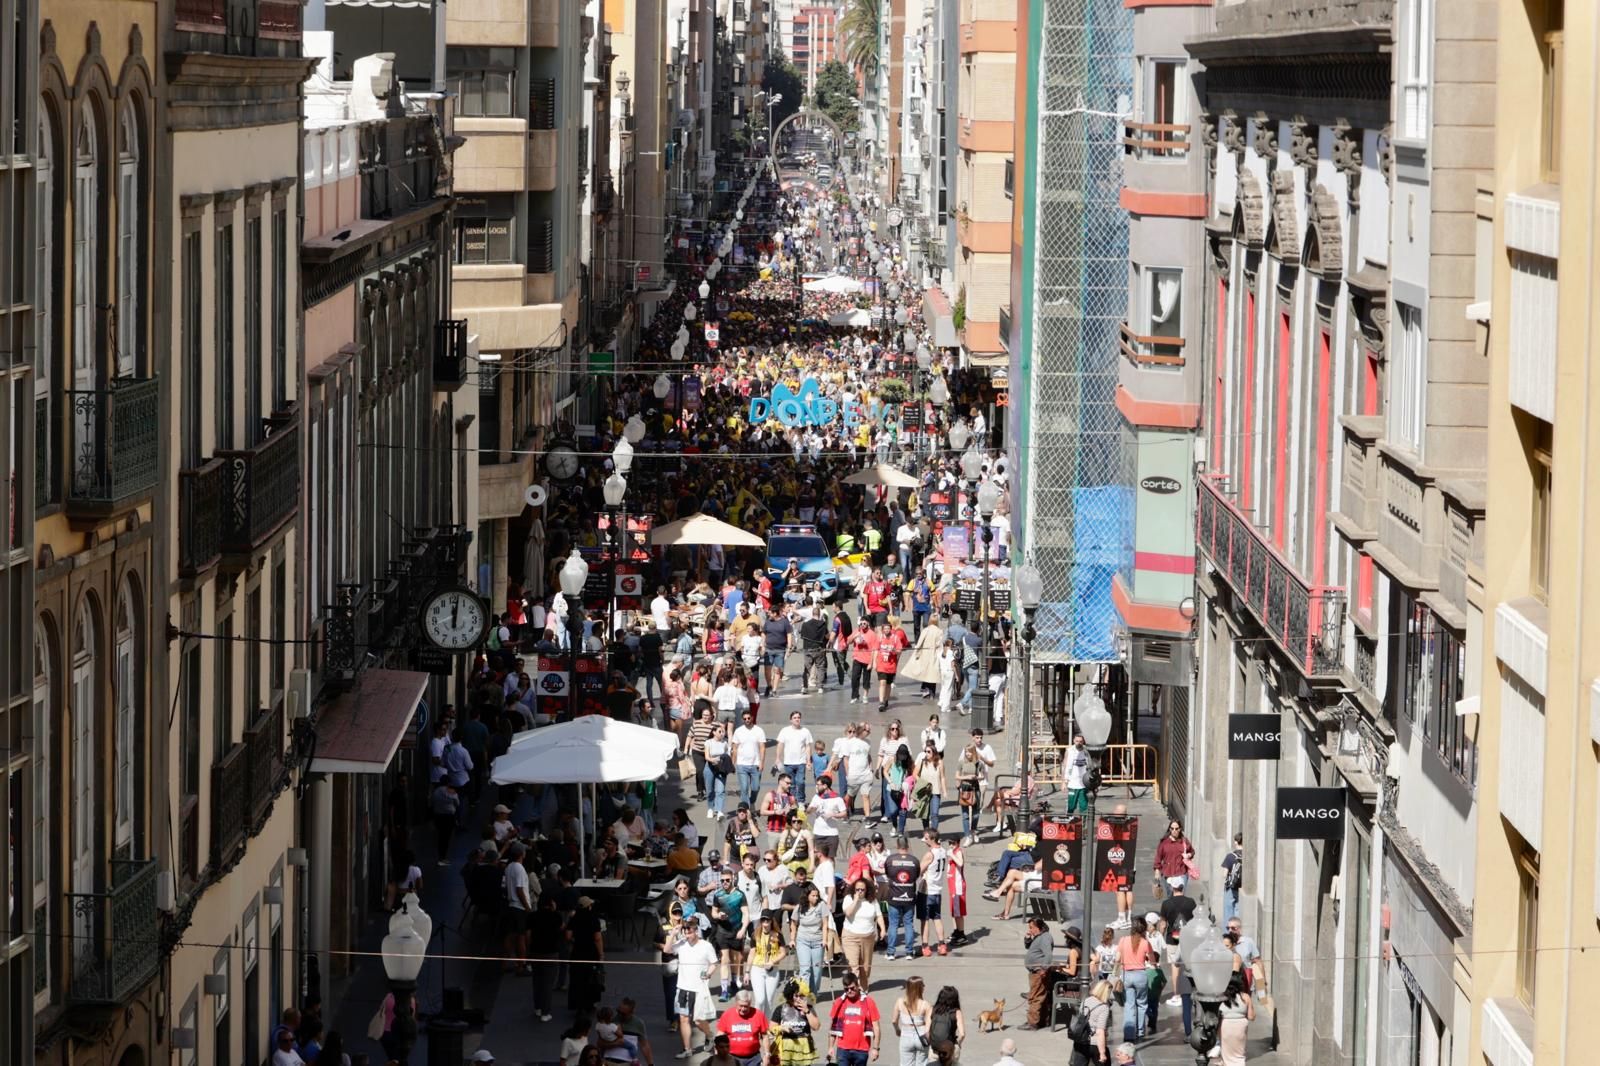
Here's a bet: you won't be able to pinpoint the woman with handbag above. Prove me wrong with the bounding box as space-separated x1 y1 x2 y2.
1113 916 1158 1043
705 722 732 820
891 975 935 1066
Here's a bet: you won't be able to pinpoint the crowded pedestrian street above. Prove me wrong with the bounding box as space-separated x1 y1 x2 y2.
320 171 1282 1066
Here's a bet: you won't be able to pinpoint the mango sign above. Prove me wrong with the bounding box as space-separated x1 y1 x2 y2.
747 378 873 427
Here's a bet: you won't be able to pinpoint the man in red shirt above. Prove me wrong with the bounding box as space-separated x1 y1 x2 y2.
861 570 891 628
827 972 880 1066
872 619 908 713
849 625 878 705
754 569 775 613
716 990 770 1066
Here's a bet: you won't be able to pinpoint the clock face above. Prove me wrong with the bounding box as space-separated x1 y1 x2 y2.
545 445 580 481
422 588 488 651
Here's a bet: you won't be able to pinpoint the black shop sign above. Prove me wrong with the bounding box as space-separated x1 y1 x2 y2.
1275 787 1346 840
1228 714 1282 760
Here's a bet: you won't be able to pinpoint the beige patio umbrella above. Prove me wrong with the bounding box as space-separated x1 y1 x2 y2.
842 464 921 489
649 512 766 547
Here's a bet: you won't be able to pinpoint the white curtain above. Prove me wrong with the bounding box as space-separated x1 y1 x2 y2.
1151 272 1182 325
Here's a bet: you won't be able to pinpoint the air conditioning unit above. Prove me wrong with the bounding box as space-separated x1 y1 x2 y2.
288 668 313 719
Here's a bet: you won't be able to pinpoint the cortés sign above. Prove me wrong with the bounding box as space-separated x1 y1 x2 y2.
1140 475 1182 495
1275 787 1346 840
1228 713 1282 760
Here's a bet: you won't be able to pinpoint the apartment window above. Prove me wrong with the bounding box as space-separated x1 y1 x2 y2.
453 195 517 264
1399 0 1433 140
1144 267 1183 340
447 47 517 117
1003 158 1014 199
1388 302 1426 456
1516 850 1539 1005
1140 59 1186 157
215 613 233 757
116 103 143 376
271 206 287 408
245 588 261 716
1402 601 1476 786
182 230 203 468
73 108 99 391
1539 0 1563 182
245 214 262 443
216 220 235 448
1530 422 1553 602
271 559 286 699
113 581 139 857
180 602 201 884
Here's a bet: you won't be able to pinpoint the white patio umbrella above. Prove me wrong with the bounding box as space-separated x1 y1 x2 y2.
841 464 921 488
828 308 873 328
648 512 766 547
804 274 865 294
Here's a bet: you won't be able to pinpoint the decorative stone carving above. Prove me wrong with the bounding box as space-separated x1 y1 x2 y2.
41 18 55 56
1236 169 1267 249
128 23 142 58
1200 111 1220 177
1269 170 1300 265
1290 120 1319 168
1347 262 1390 355
1222 111 1246 159
1377 123 1395 185
1252 112 1278 162
1331 121 1363 209
1306 184 1343 281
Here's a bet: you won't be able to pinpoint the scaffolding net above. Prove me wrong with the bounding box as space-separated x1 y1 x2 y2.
1023 0 1133 663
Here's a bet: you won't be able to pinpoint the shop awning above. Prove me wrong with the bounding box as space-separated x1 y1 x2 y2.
326 0 431 7
309 668 431 774
923 286 960 348
967 351 1009 369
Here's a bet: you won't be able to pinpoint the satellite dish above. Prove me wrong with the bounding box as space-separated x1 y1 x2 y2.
524 484 548 509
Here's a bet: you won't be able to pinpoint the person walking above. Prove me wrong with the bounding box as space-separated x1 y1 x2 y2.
1152 820 1194 894
884 836 922 960
429 780 460 865
891 976 935 1066
772 980 821 1066
900 617 944 701
1216 975 1255 1065
917 831 949 956
831 607 855 688
731 710 768 810
716 991 771 1066
789 884 829 995
827 972 881 1066
927 987 965 1066
669 919 721 1059
775 712 816 803
1220 832 1244 924
841 877 887 988
1064 735 1089 814
937 639 959 717
1069 980 1113 1066
704 722 731 819
1113 917 1157 1043
747 916 789 1015
849 621 878 704
913 745 947 834
874 619 910 713
761 602 795 696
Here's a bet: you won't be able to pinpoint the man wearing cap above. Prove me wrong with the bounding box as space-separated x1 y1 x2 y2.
698 851 726 900
716 989 772 1066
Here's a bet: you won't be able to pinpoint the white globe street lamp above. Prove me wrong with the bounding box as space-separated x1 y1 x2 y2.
1014 564 1045 611
623 414 647 444
976 479 1001 519
929 376 949 406
653 373 672 399
1075 692 1113 748
683 303 697 321
611 437 635 474
959 448 985 481
603 471 628 507
558 549 590 597
948 420 970 450
698 280 711 300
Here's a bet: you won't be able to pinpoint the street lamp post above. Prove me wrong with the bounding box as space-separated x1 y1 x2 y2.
380 908 427 1063
1074 693 1113 982
974 478 1001 730
1013 564 1044 830
1186 932 1237 1064
558 550 589 720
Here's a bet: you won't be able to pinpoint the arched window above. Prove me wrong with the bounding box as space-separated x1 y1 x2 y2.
114 579 142 857
73 107 99 389
32 617 56 1008
70 598 98 932
116 102 142 378
36 116 55 404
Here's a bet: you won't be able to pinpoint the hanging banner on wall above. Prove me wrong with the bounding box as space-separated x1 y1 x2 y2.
1228 713 1283 760
1093 816 1139 892
1039 817 1082 891
1275 787 1347 840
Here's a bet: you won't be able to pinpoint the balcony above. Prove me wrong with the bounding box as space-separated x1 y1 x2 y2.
63 375 160 521
174 0 302 56
179 458 227 577
1196 476 1345 679
1123 119 1189 160
217 407 301 560
434 318 468 391
1334 415 1382 539
65 858 161 1007
212 703 288 866
1119 322 1184 367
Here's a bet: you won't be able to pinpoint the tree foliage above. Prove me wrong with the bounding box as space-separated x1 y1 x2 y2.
838 0 881 77
762 51 804 130
812 60 860 133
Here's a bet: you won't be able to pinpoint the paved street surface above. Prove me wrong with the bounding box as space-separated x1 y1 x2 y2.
331 675 1285 1064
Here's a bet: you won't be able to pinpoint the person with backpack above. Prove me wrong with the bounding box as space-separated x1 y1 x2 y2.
1068 980 1113 1065
1219 832 1244 923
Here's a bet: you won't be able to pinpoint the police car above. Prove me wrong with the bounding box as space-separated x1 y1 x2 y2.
765 524 843 601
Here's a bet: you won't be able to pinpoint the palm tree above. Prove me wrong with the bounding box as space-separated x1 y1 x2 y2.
838 0 881 77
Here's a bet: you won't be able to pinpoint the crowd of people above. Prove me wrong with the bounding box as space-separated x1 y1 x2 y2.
352 171 1272 1066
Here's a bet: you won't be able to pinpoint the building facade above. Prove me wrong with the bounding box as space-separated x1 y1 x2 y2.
31 2 166 1062
160 2 311 1063
1471 1 1600 1062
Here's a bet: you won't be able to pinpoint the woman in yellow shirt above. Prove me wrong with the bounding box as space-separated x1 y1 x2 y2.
748 914 790 1015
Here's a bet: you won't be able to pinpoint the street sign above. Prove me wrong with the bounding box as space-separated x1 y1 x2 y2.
705 323 720 349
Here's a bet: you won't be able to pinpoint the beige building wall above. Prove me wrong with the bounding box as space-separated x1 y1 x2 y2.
1470 2 1600 1064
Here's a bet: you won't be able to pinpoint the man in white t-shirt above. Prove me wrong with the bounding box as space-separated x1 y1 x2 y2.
651 588 674 635
670 920 721 1055
501 843 535 969
731 711 768 810
757 850 794 913
774 711 816 802
829 724 874 822
808 775 848 849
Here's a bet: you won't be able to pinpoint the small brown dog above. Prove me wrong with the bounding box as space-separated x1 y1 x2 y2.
977 999 1006 1032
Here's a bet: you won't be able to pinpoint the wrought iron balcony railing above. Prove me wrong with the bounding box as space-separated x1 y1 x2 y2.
213 702 287 866
64 375 160 517
217 406 301 557
211 740 249 863
1196 475 1345 679
179 458 227 577
65 858 161 1007
434 319 467 392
